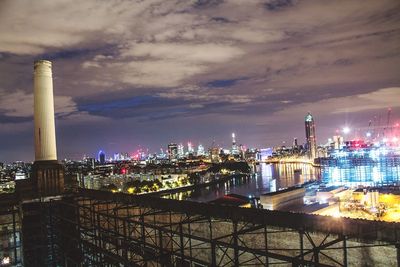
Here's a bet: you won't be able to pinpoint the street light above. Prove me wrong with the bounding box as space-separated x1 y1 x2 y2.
342 127 351 134
1 257 10 265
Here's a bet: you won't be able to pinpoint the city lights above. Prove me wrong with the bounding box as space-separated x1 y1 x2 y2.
342 127 351 134
1 257 10 265
0 1 400 264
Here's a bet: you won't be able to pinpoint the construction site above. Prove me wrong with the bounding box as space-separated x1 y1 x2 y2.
1 188 400 266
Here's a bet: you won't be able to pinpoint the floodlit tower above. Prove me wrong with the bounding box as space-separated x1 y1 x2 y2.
231 132 239 155
177 143 184 158
197 144 205 156
34 60 57 161
187 142 194 154
98 150 106 164
305 112 317 160
31 60 64 196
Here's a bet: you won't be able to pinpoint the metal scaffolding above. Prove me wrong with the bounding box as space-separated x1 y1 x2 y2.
46 189 400 267
0 194 20 266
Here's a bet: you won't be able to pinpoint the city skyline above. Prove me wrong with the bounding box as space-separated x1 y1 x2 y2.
1 0 400 162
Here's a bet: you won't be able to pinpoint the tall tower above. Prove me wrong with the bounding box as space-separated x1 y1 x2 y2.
34 60 58 160
168 143 178 161
187 142 194 154
98 150 106 164
16 60 65 266
231 133 239 155
31 60 64 197
305 112 317 160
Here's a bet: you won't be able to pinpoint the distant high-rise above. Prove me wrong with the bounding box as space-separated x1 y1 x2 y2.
187 142 194 154
197 144 205 156
177 143 184 158
168 143 178 160
333 135 344 150
210 147 220 163
293 138 298 148
231 133 239 155
98 150 106 164
305 112 317 159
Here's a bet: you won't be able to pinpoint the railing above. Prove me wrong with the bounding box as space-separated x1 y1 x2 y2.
47 189 400 266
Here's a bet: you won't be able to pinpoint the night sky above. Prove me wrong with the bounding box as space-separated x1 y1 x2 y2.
1 0 400 162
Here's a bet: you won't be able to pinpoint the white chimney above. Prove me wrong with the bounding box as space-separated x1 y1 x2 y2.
34 60 57 161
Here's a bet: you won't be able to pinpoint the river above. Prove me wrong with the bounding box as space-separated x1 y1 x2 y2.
165 163 320 202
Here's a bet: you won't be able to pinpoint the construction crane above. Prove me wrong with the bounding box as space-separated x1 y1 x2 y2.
383 108 392 138
377 114 381 138
366 120 372 138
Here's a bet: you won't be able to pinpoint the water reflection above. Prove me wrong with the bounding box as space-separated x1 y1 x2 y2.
164 157 400 202
166 163 320 202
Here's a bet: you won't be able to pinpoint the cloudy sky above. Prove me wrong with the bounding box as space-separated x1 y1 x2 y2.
0 0 400 162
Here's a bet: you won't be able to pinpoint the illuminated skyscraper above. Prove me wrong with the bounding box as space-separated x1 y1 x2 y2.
305 112 317 159
231 133 239 155
333 135 344 150
177 143 184 158
168 143 178 160
98 150 106 164
187 142 194 154
197 144 205 156
210 147 220 163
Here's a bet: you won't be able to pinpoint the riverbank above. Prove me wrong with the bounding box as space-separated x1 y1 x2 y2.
144 173 248 197
265 158 321 167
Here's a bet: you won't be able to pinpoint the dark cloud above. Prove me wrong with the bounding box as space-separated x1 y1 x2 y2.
206 77 248 88
78 95 186 119
194 0 224 8
0 114 31 124
264 0 295 11
210 17 232 23
0 0 400 161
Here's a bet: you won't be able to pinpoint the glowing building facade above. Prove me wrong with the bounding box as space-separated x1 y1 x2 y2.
231 133 239 155
187 142 194 155
197 144 205 156
321 146 400 186
177 143 184 158
168 143 178 160
98 150 106 164
305 113 317 159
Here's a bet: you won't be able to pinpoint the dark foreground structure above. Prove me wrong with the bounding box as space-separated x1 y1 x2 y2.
1 188 399 266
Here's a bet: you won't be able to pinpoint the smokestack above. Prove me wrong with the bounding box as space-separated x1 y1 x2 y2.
34 60 57 161
16 61 65 265
28 60 64 197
